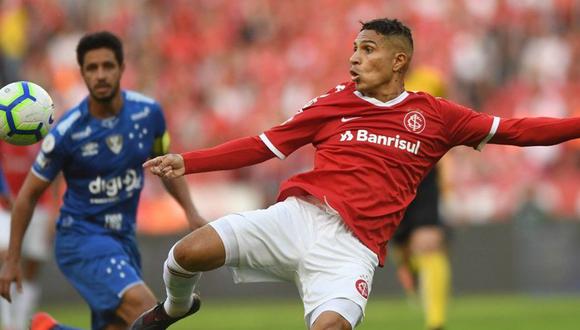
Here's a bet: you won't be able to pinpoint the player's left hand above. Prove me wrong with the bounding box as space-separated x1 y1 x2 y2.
0 259 23 303
143 153 185 178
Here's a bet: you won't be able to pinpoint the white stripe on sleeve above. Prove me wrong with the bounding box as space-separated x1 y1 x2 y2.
259 133 286 159
31 167 52 182
476 116 500 151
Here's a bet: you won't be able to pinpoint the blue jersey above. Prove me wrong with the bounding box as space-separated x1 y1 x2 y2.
32 90 170 237
0 165 9 196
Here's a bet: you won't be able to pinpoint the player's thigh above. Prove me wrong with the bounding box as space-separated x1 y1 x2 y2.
299 211 378 323
55 232 146 329
409 225 445 253
312 311 352 330
309 298 361 330
209 198 309 281
115 283 156 324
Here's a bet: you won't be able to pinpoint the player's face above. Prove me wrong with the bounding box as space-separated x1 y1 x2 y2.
81 48 124 103
349 30 406 98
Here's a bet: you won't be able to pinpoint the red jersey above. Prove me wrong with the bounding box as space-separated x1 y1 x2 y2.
182 81 579 266
0 141 55 205
260 82 498 265
0 142 39 195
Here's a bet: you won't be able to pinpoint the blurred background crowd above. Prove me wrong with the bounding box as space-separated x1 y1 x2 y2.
1 0 579 233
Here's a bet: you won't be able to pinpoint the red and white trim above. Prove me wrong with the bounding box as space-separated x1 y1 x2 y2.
259 133 286 159
353 90 409 107
476 116 500 151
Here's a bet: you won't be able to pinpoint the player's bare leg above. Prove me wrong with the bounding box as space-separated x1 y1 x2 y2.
410 226 450 330
172 224 226 272
130 225 225 329
105 284 157 329
311 311 352 330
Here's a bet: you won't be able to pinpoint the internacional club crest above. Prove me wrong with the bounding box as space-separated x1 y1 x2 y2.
403 110 426 134
355 279 369 299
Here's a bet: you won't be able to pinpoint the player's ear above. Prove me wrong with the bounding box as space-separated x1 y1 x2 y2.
392 52 409 73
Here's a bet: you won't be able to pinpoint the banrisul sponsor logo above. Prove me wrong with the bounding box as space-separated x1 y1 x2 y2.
341 129 421 155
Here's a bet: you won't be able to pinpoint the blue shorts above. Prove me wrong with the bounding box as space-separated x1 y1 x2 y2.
55 231 143 330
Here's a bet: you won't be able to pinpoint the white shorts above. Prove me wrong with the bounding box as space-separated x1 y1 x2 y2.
209 196 379 323
0 207 51 261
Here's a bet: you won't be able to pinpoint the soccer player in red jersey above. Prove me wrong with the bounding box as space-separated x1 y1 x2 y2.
132 18 580 330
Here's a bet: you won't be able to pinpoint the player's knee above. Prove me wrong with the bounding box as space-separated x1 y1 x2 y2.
311 312 352 330
171 225 226 272
171 239 191 266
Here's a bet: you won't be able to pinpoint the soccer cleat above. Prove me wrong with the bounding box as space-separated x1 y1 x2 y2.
130 294 201 330
30 312 58 330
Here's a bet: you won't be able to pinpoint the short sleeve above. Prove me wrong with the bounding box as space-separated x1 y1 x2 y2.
439 98 500 150
150 103 170 156
31 131 67 182
259 107 328 159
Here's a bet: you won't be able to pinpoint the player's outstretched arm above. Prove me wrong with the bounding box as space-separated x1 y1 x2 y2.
143 154 185 178
0 171 51 302
491 117 580 146
144 136 276 177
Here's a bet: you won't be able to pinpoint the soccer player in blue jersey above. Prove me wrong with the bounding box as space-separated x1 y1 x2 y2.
0 31 205 330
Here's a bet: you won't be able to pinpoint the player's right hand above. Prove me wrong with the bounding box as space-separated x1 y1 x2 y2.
0 260 23 303
143 153 185 178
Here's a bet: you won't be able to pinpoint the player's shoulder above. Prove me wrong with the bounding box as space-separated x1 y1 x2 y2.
404 90 451 113
39 104 83 156
301 81 356 111
405 90 439 104
123 90 163 118
124 90 159 107
52 101 87 139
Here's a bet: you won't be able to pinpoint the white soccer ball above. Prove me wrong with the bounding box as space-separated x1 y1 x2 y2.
0 81 55 145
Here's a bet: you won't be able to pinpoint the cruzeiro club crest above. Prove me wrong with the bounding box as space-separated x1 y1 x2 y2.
403 110 426 134
106 134 123 154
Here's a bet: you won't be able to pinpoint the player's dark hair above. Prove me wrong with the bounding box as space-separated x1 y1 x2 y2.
76 31 124 67
360 18 413 51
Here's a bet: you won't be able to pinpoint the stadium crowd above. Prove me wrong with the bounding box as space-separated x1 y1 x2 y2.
1 0 579 230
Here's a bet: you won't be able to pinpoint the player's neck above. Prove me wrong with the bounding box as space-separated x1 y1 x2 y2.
361 77 405 103
88 93 123 119
362 85 405 103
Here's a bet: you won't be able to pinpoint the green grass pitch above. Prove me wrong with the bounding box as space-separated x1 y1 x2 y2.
43 294 580 329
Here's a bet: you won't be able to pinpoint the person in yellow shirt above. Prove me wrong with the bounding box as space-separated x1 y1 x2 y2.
392 65 451 330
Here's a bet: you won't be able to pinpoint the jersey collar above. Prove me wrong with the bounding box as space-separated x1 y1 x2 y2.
353 90 409 107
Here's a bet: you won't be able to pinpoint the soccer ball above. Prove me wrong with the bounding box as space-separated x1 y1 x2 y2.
0 81 55 145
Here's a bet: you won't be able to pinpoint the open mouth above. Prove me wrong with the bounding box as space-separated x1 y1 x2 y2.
350 70 360 82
